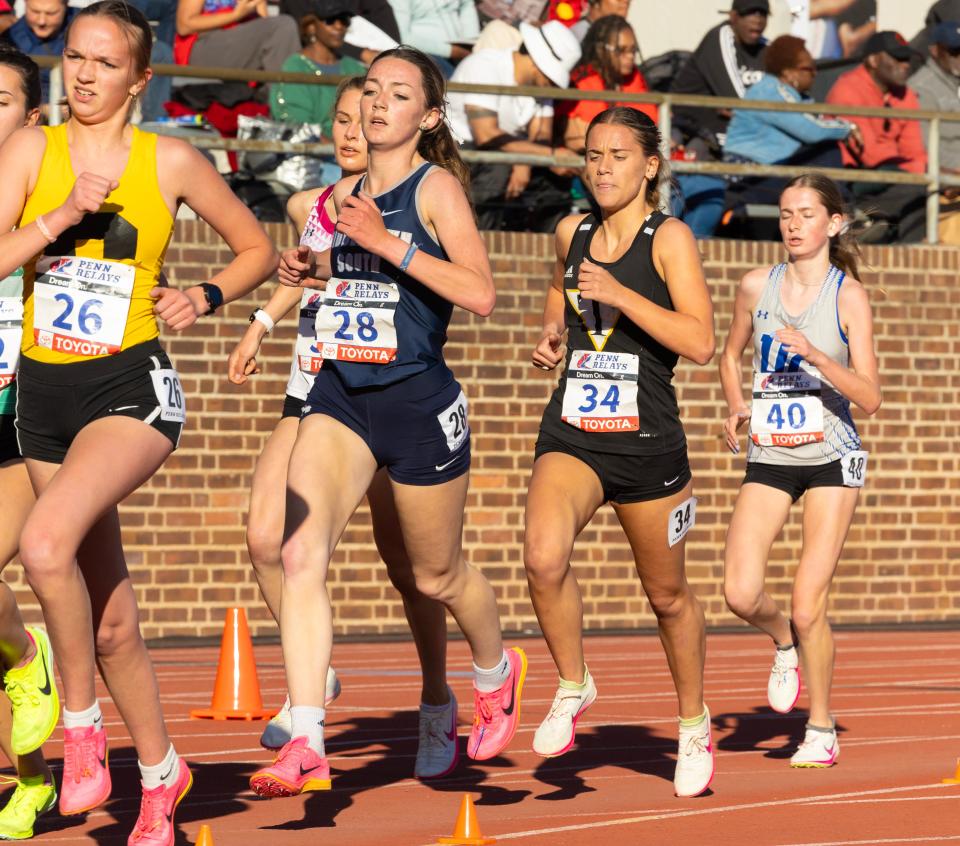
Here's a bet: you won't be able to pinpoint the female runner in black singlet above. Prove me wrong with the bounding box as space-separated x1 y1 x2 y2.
525 107 717 798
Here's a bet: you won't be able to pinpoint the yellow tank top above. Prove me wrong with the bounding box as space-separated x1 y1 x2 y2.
19 124 174 364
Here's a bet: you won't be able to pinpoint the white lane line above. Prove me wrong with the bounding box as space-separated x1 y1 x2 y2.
428 783 955 844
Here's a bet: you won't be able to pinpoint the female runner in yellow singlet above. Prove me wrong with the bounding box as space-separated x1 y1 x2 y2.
0 4 278 844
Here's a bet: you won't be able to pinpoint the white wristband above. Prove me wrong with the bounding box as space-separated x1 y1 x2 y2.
252 308 275 333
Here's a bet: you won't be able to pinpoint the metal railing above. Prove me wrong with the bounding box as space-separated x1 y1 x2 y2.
34 55 960 243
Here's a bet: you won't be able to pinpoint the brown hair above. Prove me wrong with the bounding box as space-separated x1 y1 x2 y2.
366 47 471 195
333 74 364 112
586 106 667 209
782 173 862 279
576 15 635 90
0 46 41 113
764 34 808 77
66 0 153 78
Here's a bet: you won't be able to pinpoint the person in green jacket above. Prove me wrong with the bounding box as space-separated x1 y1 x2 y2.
270 0 367 137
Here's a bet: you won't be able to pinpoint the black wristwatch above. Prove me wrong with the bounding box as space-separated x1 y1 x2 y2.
199 282 224 315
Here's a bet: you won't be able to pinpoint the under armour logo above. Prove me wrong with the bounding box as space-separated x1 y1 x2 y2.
756 309 769 319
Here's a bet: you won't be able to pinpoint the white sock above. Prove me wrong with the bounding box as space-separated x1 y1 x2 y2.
63 701 103 731
290 705 325 755
473 651 510 693
139 744 179 790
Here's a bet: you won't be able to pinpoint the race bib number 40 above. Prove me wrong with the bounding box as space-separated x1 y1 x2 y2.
750 370 824 447
315 278 399 365
33 257 134 357
561 350 639 432
841 449 868 488
0 296 23 389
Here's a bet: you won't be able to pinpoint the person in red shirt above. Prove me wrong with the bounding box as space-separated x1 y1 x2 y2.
827 30 927 242
562 15 656 153
0 0 13 37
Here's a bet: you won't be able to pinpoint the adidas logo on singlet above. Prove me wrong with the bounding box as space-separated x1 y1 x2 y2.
564 266 573 277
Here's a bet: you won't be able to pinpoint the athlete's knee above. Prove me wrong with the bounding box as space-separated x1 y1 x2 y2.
18 522 71 584
246 523 283 573
95 615 143 659
647 582 695 621
412 561 463 605
790 601 827 639
523 536 571 588
724 581 763 620
280 534 327 582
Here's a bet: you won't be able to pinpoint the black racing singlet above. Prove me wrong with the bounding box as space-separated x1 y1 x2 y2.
538 212 687 456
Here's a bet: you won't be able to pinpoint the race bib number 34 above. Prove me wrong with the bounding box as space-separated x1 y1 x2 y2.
561 350 639 432
750 370 824 448
0 296 23 389
315 278 399 365
33 257 134 357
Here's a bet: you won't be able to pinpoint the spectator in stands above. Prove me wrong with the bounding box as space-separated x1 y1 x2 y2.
562 15 656 153
909 20 960 243
670 0 769 237
827 30 927 242
282 0 400 65
725 36 858 170
909 0 960 62
448 19 581 231
271 3 365 127
175 0 300 81
390 0 479 78
129 0 176 47
569 0 629 42
2 0 74 99
0 1 14 37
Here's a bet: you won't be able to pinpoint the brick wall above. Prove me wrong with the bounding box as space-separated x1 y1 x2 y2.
8 223 959 638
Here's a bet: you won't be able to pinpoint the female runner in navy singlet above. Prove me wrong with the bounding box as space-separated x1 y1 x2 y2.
249 47 527 799
524 107 717 798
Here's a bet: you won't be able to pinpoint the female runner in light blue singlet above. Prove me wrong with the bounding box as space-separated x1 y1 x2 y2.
718 173 881 769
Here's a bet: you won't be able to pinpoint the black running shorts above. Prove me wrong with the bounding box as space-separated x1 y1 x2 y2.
16 339 185 464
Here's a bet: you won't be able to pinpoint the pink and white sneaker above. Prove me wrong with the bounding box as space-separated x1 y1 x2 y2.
127 759 193 846
790 726 839 768
467 647 527 761
60 725 111 815
674 707 715 798
249 736 332 798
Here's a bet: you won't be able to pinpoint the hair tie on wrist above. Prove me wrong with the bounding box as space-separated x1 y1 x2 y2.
399 243 418 272
35 214 55 244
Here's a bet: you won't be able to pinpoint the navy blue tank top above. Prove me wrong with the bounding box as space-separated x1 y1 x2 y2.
327 162 453 389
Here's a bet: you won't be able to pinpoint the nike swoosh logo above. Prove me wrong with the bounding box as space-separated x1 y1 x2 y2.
501 678 516 716
664 475 681 486
109 405 139 412
37 640 51 697
299 763 324 777
436 458 458 472
160 761 176 782
381 209 403 217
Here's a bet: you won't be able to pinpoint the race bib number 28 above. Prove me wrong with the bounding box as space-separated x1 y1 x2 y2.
315 278 399 365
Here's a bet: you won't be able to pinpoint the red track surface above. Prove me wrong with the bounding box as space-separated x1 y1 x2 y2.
11 630 959 845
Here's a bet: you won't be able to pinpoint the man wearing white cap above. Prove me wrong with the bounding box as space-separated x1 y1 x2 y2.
448 19 582 231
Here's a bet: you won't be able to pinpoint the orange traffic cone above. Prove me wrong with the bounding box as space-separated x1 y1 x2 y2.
436 794 496 845
195 824 214 846
943 758 960 785
191 608 274 720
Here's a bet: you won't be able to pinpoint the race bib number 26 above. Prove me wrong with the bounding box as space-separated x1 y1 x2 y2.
33 257 134 357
